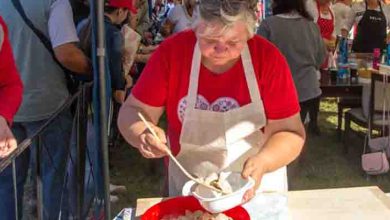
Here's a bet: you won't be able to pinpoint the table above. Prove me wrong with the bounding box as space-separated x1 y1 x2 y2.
135 186 390 219
320 70 363 98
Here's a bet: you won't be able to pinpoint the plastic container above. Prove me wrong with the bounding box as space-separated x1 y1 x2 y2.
337 37 349 79
181 172 255 213
141 196 250 220
387 44 390 65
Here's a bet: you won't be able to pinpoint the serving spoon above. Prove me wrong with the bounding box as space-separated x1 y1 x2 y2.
137 112 227 194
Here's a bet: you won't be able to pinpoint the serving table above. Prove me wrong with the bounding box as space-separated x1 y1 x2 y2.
134 186 390 219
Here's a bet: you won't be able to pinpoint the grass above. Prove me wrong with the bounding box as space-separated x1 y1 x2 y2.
109 98 390 215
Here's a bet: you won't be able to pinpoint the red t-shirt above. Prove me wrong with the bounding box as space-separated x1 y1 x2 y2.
0 16 23 124
132 30 299 155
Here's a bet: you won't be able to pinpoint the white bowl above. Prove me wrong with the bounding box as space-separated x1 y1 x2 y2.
182 172 255 213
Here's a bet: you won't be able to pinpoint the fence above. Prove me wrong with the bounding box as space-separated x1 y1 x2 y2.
0 81 110 220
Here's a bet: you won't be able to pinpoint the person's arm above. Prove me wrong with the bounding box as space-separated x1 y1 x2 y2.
118 37 170 157
341 4 357 37
0 22 22 125
306 0 318 22
0 20 22 158
54 43 91 74
118 95 168 158
49 0 91 74
242 114 305 201
0 116 17 158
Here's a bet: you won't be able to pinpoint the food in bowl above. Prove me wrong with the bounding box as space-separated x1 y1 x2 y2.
200 172 233 196
162 210 232 220
182 172 255 213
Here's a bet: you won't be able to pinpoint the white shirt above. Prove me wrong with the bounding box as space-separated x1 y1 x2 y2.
343 1 390 32
332 2 353 36
306 0 336 38
167 4 199 33
48 0 79 48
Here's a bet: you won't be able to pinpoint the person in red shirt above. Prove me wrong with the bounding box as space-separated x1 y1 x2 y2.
118 0 305 202
0 16 23 158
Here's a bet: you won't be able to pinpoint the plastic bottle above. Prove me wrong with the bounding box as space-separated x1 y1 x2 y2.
387 44 390 65
337 37 349 79
381 49 387 64
373 48 380 70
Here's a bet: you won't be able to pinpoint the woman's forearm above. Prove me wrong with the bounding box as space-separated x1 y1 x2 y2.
117 95 165 149
257 130 305 173
117 104 148 149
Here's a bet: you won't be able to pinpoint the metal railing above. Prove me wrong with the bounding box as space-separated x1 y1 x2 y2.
0 81 107 220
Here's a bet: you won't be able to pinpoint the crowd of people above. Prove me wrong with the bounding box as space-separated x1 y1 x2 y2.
0 0 390 219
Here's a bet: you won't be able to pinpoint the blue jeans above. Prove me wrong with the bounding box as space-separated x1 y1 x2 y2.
0 111 73 220
61 118 105 219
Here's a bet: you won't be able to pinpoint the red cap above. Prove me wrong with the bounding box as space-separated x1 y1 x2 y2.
107 0 137 14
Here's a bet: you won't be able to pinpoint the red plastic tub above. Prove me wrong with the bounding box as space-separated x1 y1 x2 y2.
141 196 250 220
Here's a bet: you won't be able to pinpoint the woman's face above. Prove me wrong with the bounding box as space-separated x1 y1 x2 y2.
197 21 249 66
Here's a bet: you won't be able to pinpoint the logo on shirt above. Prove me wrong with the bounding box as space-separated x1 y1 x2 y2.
177 95 240 122
369 16 383 21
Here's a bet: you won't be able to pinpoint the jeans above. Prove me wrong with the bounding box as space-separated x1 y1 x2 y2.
0 111 73 220
61 118 99 219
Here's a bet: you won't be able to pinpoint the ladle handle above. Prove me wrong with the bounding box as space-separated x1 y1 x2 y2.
137 112 224 194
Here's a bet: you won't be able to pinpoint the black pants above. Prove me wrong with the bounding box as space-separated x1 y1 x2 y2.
300 96 320 129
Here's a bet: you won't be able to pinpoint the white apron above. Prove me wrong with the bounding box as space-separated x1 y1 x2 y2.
168 42 288 196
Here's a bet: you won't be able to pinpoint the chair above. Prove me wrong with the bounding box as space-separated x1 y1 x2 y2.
344 73 390 154
337 97 361 139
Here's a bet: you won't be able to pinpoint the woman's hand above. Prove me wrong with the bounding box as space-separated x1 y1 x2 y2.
0 116 17 159
114 90 126 104
138 123 169 158
241 154 268 203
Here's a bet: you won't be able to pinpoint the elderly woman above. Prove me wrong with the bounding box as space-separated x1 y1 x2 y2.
118 0 305 200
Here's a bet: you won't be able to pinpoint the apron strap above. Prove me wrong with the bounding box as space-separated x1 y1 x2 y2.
241 44 262 102
187 42 202 110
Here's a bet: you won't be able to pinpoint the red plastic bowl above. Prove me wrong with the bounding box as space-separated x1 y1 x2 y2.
141 196 250 220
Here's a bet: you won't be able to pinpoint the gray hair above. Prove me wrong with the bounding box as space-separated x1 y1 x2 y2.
192 0 258 38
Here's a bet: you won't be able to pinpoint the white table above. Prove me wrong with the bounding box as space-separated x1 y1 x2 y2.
135 186 390 219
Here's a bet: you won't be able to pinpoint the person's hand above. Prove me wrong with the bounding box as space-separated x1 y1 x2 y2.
143 32 153 42
114 90 126 104
0 116 17 159
241 154 268 203
125 75 133 89
138 123 169 158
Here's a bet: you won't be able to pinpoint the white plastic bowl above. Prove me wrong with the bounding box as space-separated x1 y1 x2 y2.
182 172 255 213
